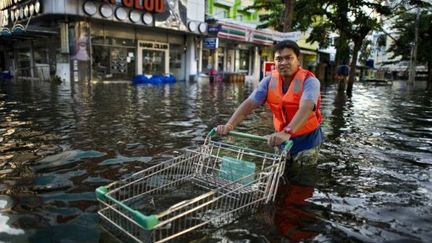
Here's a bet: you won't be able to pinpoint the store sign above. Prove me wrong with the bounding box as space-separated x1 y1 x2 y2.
263 61 276 77
207 24 221 33
273 31 301 42
91 0 165 13
203 37 218 49
139 41 168 49
1 0 41 25
0 0 14 10
1 0 41 11
0 10 8 27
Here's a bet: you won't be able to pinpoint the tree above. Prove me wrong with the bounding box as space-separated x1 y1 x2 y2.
294 0 392 94
387 5 432 88
245 0 296 32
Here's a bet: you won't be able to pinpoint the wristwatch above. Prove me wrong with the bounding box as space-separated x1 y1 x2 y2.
283 126 293 135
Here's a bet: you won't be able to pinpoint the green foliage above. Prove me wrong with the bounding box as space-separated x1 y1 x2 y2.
245 0 294 31
295 0 390 45
388 10 432 65
334 34 350 64
307 22 333 48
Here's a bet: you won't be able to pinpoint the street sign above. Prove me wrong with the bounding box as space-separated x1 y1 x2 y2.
203 37 219 49
207 24 221 33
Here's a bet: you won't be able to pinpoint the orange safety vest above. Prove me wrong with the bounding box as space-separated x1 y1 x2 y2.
266 68 322 137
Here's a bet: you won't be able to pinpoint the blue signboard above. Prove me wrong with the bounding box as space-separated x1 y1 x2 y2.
203 37 219 49
207 24 222 33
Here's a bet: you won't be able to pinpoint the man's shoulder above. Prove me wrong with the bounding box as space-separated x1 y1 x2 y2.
305 76 320 84
261 75 272 83
257 75 272 89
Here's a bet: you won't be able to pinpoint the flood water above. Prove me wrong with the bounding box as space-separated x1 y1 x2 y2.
1 78 431 242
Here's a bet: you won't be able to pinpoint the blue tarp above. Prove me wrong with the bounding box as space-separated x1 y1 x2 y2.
132 74 176 85
0 71 12 80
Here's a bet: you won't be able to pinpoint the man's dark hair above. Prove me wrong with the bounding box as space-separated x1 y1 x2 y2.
273 40 301 57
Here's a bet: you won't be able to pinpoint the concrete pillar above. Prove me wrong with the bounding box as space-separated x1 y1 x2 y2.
197 38 203 74
252 46 260 81
30 40 35 78
186 35 198 81
227 49 235 72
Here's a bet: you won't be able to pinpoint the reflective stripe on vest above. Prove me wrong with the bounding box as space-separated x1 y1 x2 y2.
266 68 322 137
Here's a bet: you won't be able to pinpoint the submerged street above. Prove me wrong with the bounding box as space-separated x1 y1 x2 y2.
0 79 431 242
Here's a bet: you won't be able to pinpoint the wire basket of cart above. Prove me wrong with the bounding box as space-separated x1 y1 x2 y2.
96 129 292 243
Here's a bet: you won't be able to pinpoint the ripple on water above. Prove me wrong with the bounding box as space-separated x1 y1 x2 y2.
0 195 25 237
2 79 432 242
32 150 106 171
99 154 152 165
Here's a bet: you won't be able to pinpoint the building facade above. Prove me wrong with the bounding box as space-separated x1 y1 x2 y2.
204 0 265 81
0 0 207 83
204 0 331 82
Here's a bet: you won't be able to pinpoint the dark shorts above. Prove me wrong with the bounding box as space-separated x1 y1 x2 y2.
337 65 349 76
287 145 320 165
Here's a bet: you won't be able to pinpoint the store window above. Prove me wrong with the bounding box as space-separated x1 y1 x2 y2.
142 49 165 74
33 49 48 64
238 49 249 73
169 44 185 80
217 47 224 72
202 49 211 73
137 41 169 75
91 35 136 80
17 49 31 77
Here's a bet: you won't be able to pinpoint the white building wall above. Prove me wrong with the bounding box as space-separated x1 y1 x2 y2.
187 0 205 22
186 35 198 81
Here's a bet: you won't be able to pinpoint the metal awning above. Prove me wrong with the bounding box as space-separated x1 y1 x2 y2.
0 24 58 40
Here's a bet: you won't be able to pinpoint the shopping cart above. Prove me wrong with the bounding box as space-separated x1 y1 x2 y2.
96 129 292 242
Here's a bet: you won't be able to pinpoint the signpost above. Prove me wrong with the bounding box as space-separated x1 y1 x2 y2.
203 37 219 49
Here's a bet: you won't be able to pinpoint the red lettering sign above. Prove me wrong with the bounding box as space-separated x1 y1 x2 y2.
135 0 143 10
94 0 165 13
154 0 164 13
122 0 134 8
144 0 154 12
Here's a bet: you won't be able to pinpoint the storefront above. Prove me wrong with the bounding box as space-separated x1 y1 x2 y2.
1 0 207 83
0 0 58 80
204 19 274 81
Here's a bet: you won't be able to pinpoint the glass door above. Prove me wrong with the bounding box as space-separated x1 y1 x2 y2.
137 41 169 75
169 44 185 81
17 49 31 77
142 49 166 75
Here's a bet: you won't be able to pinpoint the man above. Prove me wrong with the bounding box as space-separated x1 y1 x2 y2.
216 40 323 164
336 62 350 87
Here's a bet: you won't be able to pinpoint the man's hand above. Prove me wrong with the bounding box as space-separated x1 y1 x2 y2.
266 131 291 147
216 124 234 135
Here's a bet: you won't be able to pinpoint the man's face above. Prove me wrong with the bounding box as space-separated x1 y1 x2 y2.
274 48 300 77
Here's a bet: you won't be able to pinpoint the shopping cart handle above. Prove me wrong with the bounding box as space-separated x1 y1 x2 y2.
208 128 292 151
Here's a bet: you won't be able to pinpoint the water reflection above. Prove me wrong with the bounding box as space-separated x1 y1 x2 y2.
0 196 24 236
273 163 321 242
0 79 431 242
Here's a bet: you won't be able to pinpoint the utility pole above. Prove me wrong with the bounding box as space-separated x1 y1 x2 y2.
408 8 420 85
